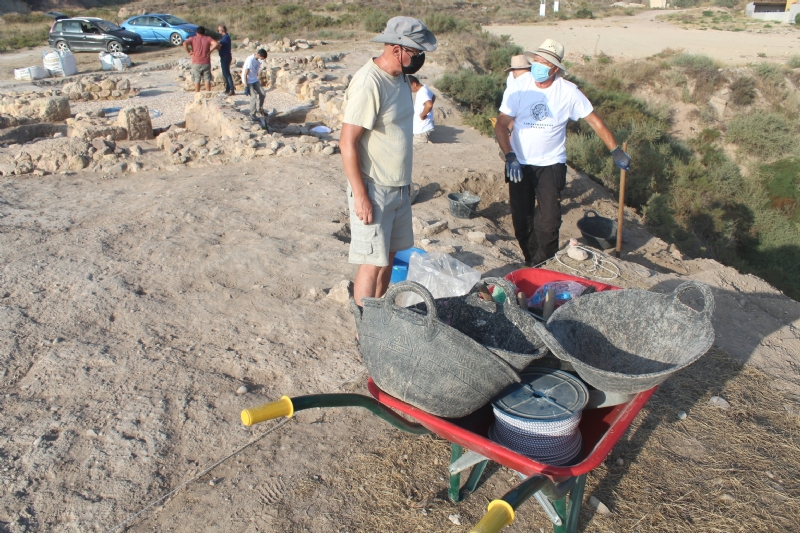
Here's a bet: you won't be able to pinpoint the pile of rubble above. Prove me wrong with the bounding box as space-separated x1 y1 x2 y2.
0 93 70 124
238 37 324 52
0 135 149 176
164 94 339 165
66 105 153 142
60 75 140 102
176 53 343 94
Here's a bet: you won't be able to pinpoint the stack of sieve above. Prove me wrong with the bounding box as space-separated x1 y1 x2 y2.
489 368 588 466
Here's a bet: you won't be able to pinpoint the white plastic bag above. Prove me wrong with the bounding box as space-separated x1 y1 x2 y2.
402 252 481 306
14 66 49 81
42 50 77 77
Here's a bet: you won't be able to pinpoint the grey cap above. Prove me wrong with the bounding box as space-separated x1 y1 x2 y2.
371 16 438 52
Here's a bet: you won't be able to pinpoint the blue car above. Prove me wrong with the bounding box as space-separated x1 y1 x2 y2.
121 14 197 46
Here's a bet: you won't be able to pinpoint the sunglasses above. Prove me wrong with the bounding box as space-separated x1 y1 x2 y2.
401 46 423 57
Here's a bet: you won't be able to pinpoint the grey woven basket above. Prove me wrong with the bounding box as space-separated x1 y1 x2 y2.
352 281 521 418
532 281 716 394
421 277 548 371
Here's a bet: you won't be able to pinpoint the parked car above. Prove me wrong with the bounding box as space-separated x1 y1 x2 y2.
47 15 143 53
120 14 198 46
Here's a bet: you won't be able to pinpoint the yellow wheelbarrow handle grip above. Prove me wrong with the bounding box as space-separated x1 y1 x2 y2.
241 396 294 426
470 500 515 533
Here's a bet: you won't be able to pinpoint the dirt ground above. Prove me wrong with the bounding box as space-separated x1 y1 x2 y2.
0 24 799 533
0 43 186 85
486 9 800 65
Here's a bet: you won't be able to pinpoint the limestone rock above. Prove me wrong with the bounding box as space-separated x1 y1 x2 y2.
116 106 153 140
423 220 448 236
322 145 335 156
467 231 486 244
326 280 352 304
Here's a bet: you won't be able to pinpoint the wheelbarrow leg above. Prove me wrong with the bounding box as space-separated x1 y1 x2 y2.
552 474 587 533
448 443 489 503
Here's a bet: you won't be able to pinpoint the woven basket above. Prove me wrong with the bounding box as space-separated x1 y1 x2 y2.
532 281 716 394
353 281 521 418
422 277 547 371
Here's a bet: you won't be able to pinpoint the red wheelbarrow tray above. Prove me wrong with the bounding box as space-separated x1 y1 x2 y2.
368 378 656 478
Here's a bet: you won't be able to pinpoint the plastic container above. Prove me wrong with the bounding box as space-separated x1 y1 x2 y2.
504 267 619 300
528 281 587 309
389 247 426 285
576 210 617 250
489 368 587 465
447 192 480 219
534 281 716 394
353 281 521 418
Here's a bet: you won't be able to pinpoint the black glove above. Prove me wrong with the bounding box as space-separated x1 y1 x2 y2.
505 152 523 183
611 146 631 171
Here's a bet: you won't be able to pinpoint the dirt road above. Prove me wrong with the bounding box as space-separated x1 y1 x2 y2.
486 10 800 64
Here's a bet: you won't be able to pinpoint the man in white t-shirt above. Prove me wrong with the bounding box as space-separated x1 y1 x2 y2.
340 17 437 306
242 49 268 119
505 54 532 90
494 40 631 266
408 75 435 144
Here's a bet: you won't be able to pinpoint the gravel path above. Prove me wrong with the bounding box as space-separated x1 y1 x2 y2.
69 73 304 128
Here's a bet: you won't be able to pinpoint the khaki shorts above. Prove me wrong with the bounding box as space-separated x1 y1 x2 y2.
191 63 212 83
413 130 432 144
348 179 414 267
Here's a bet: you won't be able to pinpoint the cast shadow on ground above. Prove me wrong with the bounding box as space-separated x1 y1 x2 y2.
428 126 463 144
412 182 443 205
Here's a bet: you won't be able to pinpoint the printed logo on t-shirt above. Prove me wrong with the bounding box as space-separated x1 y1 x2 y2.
530 102 549 122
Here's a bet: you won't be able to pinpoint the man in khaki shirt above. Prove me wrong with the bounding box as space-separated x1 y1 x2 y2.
340 17 437 305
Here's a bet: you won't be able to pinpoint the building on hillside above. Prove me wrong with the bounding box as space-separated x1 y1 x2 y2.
745 0 799 23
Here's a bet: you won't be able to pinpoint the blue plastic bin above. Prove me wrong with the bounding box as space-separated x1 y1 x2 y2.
389 247 426 285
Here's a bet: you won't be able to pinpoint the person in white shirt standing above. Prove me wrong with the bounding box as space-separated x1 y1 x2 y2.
494 40 631 266
242 49 268 120
408 75 435 144
505 54 532 90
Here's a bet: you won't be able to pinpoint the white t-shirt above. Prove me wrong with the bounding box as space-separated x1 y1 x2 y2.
505 70 531 90
413 85 435 134
499 76 593 166
242 54 261 84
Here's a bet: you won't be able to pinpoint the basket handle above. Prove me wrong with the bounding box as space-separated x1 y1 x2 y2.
583 209 599 219
672 281 715 320
531 320 572 361
381 281 438 341
479 277 521 308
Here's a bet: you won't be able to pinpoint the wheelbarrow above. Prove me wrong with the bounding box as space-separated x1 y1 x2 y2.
241 378 657 532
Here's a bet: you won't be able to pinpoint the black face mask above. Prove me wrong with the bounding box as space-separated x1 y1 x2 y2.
402 52 425 75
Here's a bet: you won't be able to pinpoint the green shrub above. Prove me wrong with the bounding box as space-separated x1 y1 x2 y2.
714 0 739 7
276 3 302 16
363 10 389 33
796 13 800 25
787 55 800 69
575 4 594 18
435 70 504 113
702 10 714 16
324 3 342 11
425 13 465 34
729 76 757 106
671 53 722 101
484 44 523 74
726 112 798 160
673 0 698 7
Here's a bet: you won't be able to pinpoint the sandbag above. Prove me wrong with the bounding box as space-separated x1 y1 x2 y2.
14 66 49 81
99 52 131 71
42 50 77 77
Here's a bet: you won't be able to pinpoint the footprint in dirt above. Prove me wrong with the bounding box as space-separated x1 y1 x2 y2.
257 477 288 504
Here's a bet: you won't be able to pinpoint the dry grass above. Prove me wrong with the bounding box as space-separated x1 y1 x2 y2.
0 13 50 51
300 334 799 532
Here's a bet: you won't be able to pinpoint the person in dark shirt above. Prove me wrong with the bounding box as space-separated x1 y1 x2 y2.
217 25 235 95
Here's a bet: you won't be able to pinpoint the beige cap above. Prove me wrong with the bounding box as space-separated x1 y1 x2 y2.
504 54 532 72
